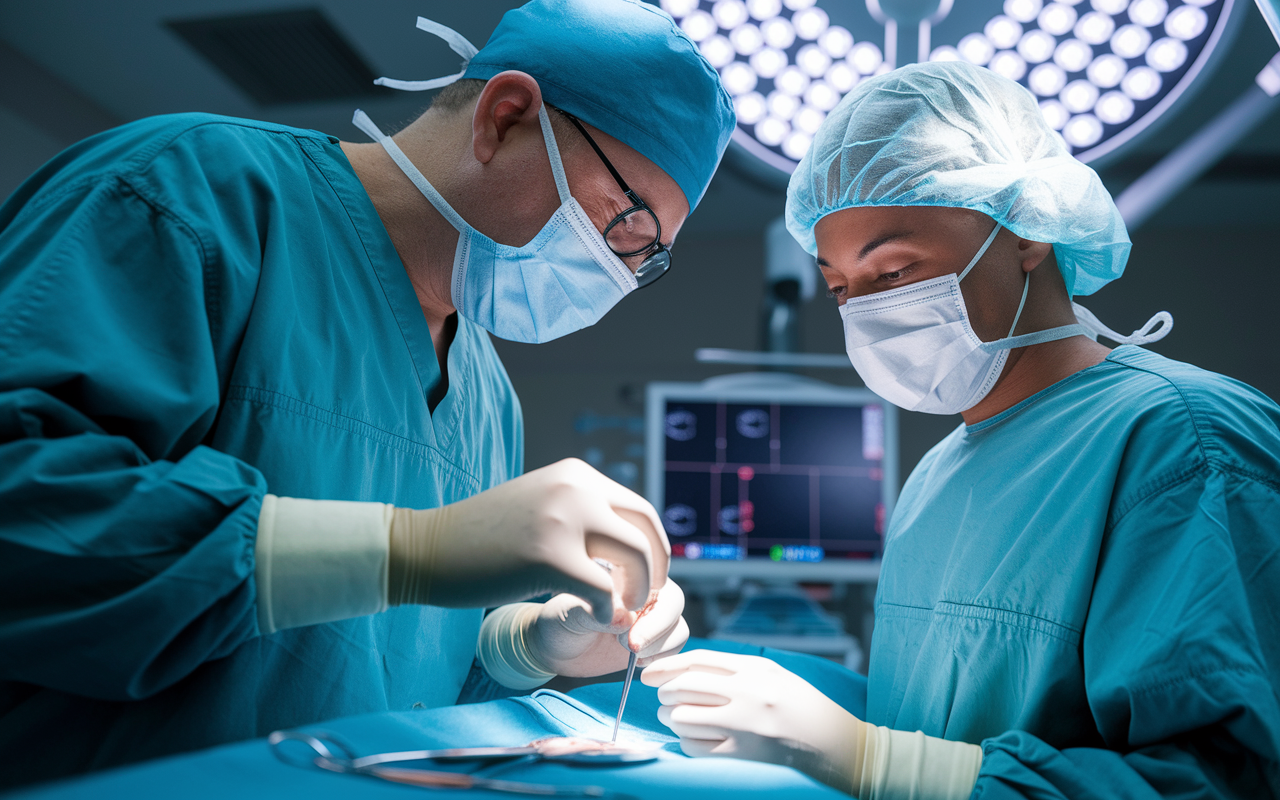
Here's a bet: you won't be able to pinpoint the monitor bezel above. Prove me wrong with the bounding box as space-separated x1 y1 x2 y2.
646 373 895 581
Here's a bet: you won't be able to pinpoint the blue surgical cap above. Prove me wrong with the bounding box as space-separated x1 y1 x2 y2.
461 0 735 212
784 61 1130 297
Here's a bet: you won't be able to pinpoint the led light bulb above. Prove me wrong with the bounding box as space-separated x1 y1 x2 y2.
731 24 765 55
767 89 800 120
1094 89 1135 123
747 0 783 20
1145 36 1187 71
929 45 962 61
797 43 832 76
701 35 736 68
1062 113 1103 146
1019 30 1057 63
959 33 996 65
681 10 717 42
848 41 884 73
1054 39 1094 72
777 65 812 95
661 0 700 18
825 61 858 91
804 80 840 110
1005 0 1044 23
1040 98 1070 129
819 25 854 58
1164 6 1207 40
734 91 768 124
750 47 788 78
1090 0 1128 12
1060 78 1100 111
1029 62 1069 95
784 0 817 9
1121 65 1162 99
1086 53 1128 87
793 6 829 40
795 105 826 133
722 62 759 95
713 0 750 29
985 16 1024 49
1180 0 1216 7
761 16 796 49
782 130 813 160
1127 0 1168 26
1110 24 1152 58
989 50 1028 80
1074 11 1116 44
1039 3 1079 35
755 116 791 146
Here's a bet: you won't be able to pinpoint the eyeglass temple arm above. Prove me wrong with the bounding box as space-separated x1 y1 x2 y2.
562 113 635 196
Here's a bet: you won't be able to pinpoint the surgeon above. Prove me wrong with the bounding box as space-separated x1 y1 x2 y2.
644 62 1280 799
0 0 734 788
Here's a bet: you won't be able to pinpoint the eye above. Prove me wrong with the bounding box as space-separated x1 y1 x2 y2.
825 285 846 300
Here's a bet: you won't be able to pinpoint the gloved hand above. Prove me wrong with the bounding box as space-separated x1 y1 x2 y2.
642 649 862 793
643 650 984 800
389 458 668 623
529 578 689 677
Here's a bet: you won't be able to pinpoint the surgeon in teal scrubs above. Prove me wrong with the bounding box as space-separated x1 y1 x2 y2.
645 63 1280 798
0 0 734 788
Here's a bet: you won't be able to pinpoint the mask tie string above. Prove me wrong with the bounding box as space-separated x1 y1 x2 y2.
373 18 479 92
1073 304 1173 345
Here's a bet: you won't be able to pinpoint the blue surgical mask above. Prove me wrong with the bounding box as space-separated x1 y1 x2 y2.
352 106 637 344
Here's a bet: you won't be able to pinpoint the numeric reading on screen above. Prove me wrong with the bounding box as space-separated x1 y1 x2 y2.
662 401 885 562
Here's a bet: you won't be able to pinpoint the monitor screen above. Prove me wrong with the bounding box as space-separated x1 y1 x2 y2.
646 374 896 569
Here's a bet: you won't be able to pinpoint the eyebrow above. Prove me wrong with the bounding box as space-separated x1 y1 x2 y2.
816 230 915 268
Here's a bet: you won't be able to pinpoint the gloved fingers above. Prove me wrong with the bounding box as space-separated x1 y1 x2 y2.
634 616 689 664
592 473 670 587
657 703 733 738
581 508 654 613
627 580 685 654
640 649 750 686
678 737 731 758
554 594 630 636
555 552 624 626
656 670 730 707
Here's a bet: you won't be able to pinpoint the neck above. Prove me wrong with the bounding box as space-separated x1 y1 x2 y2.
962 334 1111 425
339 116 464 377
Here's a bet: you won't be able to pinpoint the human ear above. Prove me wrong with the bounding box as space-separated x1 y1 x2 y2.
472 71 543 164
1016 237 1054 274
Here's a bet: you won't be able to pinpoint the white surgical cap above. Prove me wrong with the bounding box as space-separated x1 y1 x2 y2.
784 61 1129 297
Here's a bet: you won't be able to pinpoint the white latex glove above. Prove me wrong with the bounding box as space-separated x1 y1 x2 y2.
643 649 862 793
389 459 669 623
643 650 983 800
529 579 690 677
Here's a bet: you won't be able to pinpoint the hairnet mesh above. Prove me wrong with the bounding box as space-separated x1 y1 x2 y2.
784 61 1129 297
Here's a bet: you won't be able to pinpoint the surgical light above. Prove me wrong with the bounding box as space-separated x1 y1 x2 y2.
777 64 812 94
1074 11 1116 44
1146 36 1189 70
1164 4 1209 37
990 50 1029 79
750 47 788 77
782 131 813 159
1127 0 1170 25
959 33 997 64
1121 65 1163 99
1091 0 1130 13
702 34 737 67
795 105 827 132
747 0 783 18
666 0 701 16
819 25 855 57
1061 78 1101 111
681 10 717 41
797 43 832 75
825 61 859 90
1005 0 1045 23
1086 53 1128 86
848 41 884 73
722 61 759 94
805 79 841 108
761 16 797 48
930 45 963 60
1054 38 1094 72
735 90 769 123
792 6 830 38
756 116 790 145
1040 98 1071 128
1063 112 1104 146
986 16 1025 48
732 24 765 54
1038 3 1079 35
1030 62 1069 94
1019 29 1058 62
784 0 817 8
1110 24 1153 58
714 0 751 28
767 89 801 118
1095 89 1136 122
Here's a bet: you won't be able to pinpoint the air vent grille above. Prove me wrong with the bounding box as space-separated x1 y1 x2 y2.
168 8 391 105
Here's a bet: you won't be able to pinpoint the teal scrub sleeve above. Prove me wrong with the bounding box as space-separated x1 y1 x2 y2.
973 468 1280 799
0 178 267 703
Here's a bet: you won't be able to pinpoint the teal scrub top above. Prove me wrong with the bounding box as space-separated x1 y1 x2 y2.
871 346 1280 798
0 114 523 788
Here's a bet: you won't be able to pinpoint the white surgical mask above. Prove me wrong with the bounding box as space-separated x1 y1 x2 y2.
839 223 1170 415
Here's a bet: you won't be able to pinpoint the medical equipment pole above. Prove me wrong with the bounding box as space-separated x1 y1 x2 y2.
1114 52 1280 231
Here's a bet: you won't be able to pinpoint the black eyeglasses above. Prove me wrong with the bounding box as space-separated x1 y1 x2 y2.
561 113 671 289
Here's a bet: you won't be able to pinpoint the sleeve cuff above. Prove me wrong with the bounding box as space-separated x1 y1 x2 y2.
861 725 983 800
256 495 392 634
476 603 557 690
